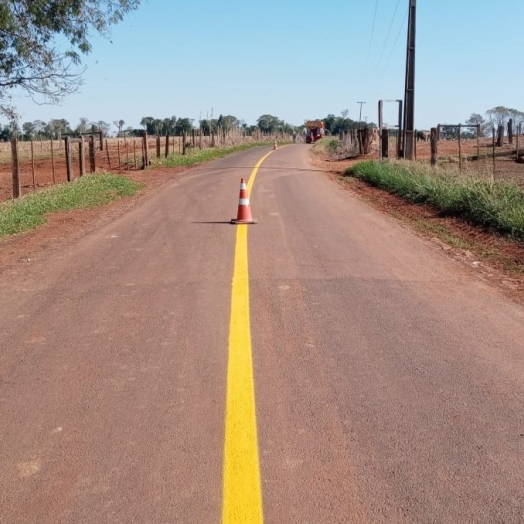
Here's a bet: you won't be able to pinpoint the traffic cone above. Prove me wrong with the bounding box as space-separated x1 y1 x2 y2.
231 178 257 224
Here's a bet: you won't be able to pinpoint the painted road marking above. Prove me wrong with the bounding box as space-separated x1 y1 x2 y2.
222 150 274 524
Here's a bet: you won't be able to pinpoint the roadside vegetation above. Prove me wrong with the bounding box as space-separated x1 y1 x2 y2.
156 141 289 168
345 160 524 242
0 174 143 237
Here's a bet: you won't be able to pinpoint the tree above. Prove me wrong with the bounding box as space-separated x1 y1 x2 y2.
76 117 90 135
33 119 46 139
257 114 280 133
91 121 110 136
125 126 142 137
508 108 524 129
44 118 71 139
217 114 239 133
175 118 193 135
22 121 35 140
162 116 177 135
465 113 487 137
114 119 125 136
0 1 141 116
140 116 154 131
485 106 510 129
200 118 218 136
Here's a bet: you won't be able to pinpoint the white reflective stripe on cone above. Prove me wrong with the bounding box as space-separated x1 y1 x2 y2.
240 183 247 190
239 198 250 206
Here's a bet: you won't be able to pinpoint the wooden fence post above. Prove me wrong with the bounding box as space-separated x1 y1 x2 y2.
508 118 513 145
65 137 73 181
99 132 104 151
117 140 121 169
492 127 496 181
458 124 462 173
11 136 21 198
89 135 96 172
380 129 389 159
430 127 438 166
496 125 504 147
106 139 111 169
192 129 196 148
156 135 161 158
79 136 86 176
142 131 148 169
50 138 56 184
126 140 130 170
477 124 481 160
182 131 187 155
133 140 137 169
165 134 169 158
30 139 36 189
517 124 521 160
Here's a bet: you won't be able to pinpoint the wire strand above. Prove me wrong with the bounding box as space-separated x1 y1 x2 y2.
376 0 401 69
383 6 409 73
366 0 380 66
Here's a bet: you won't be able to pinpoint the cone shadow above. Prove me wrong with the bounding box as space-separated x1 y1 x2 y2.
192 221 234 224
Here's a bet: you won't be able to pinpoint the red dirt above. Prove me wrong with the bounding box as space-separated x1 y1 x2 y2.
0 164 188 278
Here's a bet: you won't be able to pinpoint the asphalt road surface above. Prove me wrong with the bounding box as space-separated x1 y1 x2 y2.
1 145 524 523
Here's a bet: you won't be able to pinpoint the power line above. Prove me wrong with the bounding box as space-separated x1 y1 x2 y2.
366 0 380 65
382 6 409 73
376 0 401 68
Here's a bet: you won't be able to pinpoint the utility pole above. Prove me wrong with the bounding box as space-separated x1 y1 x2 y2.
357 101 366 124
402 0 416 159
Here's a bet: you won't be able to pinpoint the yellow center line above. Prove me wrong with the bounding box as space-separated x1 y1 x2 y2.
222 149 274 524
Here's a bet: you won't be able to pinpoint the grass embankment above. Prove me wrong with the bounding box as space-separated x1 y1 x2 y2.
157 141 289 168
0 174 143 237
311 137 339 155
345 161 524 242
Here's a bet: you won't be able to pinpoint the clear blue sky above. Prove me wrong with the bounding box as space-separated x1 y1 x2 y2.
7 0 524 132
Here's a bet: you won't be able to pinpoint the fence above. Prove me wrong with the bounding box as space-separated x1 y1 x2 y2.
1 129 290 203
376 124 524 185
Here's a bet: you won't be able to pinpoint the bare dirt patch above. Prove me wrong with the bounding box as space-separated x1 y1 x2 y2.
0 165 188 278
309 148 524 305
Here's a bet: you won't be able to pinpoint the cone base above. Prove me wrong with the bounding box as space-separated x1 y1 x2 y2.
230 218 257 224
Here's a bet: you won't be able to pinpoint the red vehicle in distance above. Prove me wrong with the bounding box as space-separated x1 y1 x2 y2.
304 120 325 143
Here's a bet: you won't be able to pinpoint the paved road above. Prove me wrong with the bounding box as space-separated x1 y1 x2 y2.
1 145 524 523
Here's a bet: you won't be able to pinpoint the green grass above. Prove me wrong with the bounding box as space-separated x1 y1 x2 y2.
311 137 338 154
156 142 288 168
0 173 143 237
345 160 524 242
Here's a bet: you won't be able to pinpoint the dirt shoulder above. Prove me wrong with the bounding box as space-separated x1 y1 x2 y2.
0 166 188 278
308 149 524 305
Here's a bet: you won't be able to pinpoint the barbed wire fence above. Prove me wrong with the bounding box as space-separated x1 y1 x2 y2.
1 128 291 202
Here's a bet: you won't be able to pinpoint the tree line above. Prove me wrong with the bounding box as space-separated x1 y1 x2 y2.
0 113 301 142
440 106 524 139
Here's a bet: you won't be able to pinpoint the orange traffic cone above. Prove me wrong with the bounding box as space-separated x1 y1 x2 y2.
231 178 257 224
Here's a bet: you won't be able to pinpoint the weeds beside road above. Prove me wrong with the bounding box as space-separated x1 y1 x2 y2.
345 161 524 243
0 142 283 238
0 174 143 238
